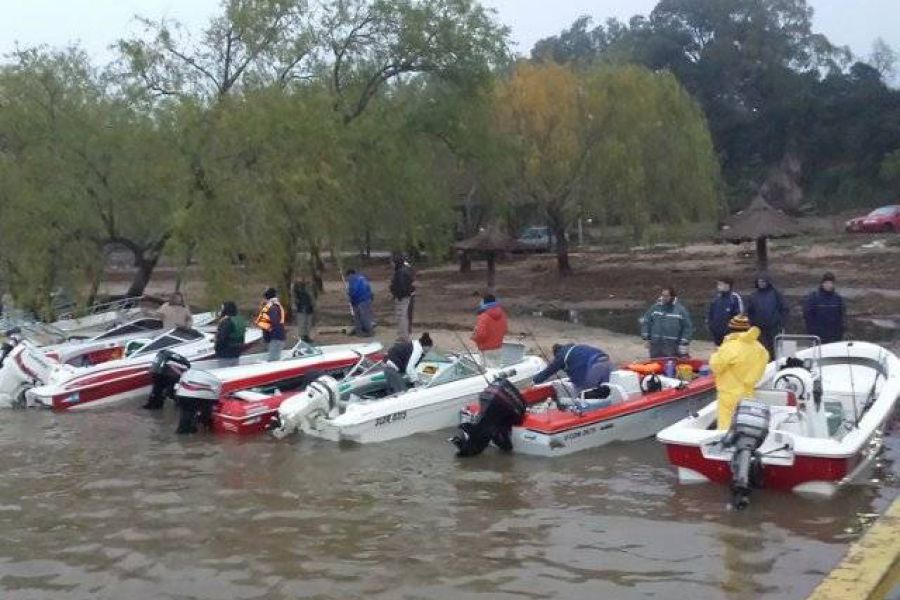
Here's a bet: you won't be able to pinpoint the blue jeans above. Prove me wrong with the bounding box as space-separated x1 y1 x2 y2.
352 301 375 336
578 359 612 394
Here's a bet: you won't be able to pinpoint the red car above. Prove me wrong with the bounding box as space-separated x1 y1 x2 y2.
845 205 900 233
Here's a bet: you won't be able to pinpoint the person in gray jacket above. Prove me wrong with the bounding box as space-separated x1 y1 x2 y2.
640 287 694 358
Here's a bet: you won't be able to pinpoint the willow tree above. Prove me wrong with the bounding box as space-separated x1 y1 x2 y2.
493 62 719 275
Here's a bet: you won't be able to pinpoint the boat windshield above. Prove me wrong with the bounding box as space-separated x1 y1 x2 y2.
425 354 483 387
132 328 204 356
93 318 163 341
291 341 323 358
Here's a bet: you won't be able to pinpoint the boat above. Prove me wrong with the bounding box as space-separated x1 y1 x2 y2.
271 342 546 444
169 342 383 435
657 336 900 505
7 326 262 410
451 359 715 457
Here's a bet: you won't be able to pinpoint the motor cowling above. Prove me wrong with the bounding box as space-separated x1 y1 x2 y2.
722 400 770 510
451 378 527 457
271 375 340 439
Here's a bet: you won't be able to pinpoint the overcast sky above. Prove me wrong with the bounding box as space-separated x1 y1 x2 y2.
1 0 898 65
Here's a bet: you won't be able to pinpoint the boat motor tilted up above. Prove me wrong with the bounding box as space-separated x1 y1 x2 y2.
270 375 340 439
451 377 527 457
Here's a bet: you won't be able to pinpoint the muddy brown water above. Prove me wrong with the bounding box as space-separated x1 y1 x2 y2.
0 406 897 600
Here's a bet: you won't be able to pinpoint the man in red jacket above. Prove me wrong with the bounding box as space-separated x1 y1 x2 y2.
472 294 508 366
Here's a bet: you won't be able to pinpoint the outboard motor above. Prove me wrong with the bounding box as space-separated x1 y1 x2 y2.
146 350 192 410
451 378 527 457
271 375 339 439
0 329 22 369
721 400 771 510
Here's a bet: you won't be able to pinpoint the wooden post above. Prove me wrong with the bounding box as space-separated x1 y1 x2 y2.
756 237 769 271
486 253 496 292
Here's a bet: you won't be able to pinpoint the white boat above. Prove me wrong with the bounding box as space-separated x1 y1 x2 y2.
657 336 900 505
272 343 546 444
1 326 262 410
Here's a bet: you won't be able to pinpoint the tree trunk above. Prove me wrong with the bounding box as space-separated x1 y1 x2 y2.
756 237 769 271
459 251 471 273
364 228 372 259
553 226 571 275
174 243 195 294
309 242 325 294
126 252 161 298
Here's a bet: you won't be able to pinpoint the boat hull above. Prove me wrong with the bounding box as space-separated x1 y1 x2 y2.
512 388 714 457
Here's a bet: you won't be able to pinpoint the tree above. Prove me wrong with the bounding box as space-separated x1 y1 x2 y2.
493 62 720 275
870 38 897 81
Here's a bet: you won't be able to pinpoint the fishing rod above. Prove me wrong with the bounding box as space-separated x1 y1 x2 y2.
453 331 492 387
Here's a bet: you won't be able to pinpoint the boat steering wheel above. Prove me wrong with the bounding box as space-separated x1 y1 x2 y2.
773 372 807 400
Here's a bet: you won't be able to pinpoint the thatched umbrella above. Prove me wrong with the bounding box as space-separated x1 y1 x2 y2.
453 226 527 291
720 196 801 270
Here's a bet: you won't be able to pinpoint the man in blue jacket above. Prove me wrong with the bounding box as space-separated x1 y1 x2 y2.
803 272 845 343
746 273 790 356
532 343 611 394
707 277 744 346
346 269 374 337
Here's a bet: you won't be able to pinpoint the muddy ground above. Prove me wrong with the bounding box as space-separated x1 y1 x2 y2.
110 232 900 363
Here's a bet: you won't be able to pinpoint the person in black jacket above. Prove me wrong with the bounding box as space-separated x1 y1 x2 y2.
746 273 790 356
390 254 416 342
803 272 846 343
215 301 247 367
293 280 316 343
383 333 433 394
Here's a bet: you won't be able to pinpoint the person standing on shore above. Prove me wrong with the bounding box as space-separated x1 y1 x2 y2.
706 277 743 346
293 280 316 343
746 273 790 356
255 287 286 361
640 287 694 358
471 293 508 366
390 254 416 342
157 292 193 330
803 272 845 343
346 269 375 337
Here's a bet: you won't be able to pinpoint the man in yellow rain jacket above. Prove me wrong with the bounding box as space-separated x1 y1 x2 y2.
709 315 769 430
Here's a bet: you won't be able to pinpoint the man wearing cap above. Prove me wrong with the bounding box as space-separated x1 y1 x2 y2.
803 272 846 344
255 287 286 361
706 277 744 346
710 316 769 429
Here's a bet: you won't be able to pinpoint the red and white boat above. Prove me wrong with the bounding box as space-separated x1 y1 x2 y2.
171 342 383 435
657 337 900 503
14 326 262 410
453 359 715 457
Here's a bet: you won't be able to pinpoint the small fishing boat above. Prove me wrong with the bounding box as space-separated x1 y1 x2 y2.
657 336 900 506
272 343 546 444
169 342 383 435
9 326 262 410
451 359 715 457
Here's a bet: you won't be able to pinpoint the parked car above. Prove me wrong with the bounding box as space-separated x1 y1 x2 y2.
845 205 900 233
516 226 554 252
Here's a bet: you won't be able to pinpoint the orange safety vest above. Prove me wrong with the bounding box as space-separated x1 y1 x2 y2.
255 299 285 332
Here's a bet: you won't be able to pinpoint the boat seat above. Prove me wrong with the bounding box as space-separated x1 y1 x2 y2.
589 383 629 405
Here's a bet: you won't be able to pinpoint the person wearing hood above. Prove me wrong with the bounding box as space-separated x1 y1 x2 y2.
255 287 286 361
390 254 416 342
532 343 611 395
471 293 508 366
215 301 247 367
383 333 434 394
709 315 769 430
803 272 845 344
706 277 744 346
157 292 193 330
640 287 694 358
746 273 789 356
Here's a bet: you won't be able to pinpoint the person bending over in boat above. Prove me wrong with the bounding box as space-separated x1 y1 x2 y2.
709 315 769 430
640 287 694 358
532 344 611 395
383 333 434 394
471 294 508 367
214 301 246 367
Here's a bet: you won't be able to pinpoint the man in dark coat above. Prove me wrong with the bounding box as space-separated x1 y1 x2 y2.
706 277 744 346
746 273 790 356
293 280 316 343
803 272 845 343
390 254 416 342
